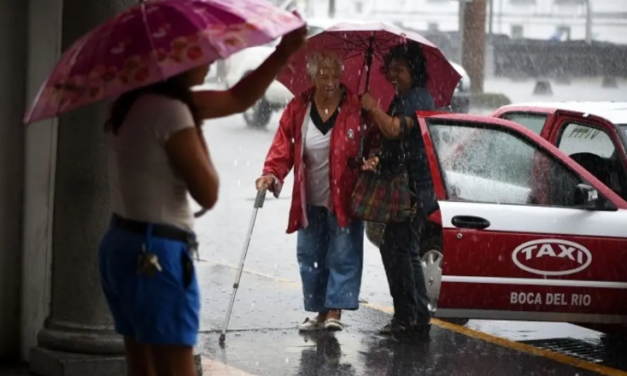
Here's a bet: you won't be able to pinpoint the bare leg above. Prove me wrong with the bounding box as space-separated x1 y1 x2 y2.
124 337 155 376
326 309 341 320
149 345 196 376
315 312 328 322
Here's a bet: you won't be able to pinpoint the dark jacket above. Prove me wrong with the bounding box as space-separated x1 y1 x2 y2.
378 87 439 215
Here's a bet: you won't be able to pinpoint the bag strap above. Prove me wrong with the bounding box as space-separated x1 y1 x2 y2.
357 114 410 165
398 116 409 154
357 109 368 161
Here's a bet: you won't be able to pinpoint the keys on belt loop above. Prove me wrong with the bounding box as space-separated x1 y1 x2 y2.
137 243 163 277
188 237 200 261
137 224 163 277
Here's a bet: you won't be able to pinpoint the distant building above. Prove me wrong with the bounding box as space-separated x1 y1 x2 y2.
304 0 627 44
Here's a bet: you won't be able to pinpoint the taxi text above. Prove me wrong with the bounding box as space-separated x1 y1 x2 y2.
510 292 591 306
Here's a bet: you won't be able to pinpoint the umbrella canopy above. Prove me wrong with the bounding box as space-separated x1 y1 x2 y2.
25 0 304 124
277 21 461 110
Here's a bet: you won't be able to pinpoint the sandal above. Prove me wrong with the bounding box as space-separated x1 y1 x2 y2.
298 317 325 332
324 318 344 331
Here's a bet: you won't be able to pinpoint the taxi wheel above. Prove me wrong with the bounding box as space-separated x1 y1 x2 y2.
422 248 443 316
422 237 470 327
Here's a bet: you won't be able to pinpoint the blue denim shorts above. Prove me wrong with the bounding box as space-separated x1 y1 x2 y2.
98 220 200 346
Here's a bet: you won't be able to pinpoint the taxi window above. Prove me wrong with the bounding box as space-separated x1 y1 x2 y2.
557 122 627 201
557 122 615 158
430 122 583 208
500 112 548 135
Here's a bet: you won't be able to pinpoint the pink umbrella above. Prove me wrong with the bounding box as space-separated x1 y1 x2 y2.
277 22 461 110
24 0 305 124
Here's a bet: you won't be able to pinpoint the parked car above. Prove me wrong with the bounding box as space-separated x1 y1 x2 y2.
492 102 627 203
369 111 627 331
490 101 627 336
431 112 627 326
223 18 471 128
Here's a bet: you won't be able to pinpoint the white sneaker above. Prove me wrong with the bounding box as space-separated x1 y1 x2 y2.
298 317 325 332
324 318 344 331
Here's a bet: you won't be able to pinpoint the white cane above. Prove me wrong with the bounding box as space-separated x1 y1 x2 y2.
218 188 267 344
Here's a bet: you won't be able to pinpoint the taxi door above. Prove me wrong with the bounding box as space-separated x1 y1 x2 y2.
418 114 627 324
544 112 627 202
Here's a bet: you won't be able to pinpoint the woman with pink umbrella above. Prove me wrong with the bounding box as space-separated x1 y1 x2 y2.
102 28 307 376
255 50 365 333
101 25 307 373
24 1 308 375
360 41 441 337
276 22 461 339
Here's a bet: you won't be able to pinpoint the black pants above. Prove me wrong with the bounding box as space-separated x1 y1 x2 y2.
379 214 431 325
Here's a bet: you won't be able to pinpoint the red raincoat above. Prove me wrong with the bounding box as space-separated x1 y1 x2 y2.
262 87 366 234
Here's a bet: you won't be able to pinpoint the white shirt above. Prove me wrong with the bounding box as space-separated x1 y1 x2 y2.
108 94 195 231
303 115 332 207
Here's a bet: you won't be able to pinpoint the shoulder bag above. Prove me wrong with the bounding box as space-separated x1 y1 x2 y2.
349 117 416 224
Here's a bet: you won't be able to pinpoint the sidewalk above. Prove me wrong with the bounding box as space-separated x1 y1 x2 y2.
195 263 616 376
6 262 624 376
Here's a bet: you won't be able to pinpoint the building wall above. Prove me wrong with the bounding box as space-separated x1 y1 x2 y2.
0 0 27 360
306 0 627 44
20 0 62 360
0 0 61 361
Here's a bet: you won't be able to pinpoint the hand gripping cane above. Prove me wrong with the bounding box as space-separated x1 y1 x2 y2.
218 189 267 344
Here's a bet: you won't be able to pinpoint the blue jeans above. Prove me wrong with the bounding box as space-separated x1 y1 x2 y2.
98 220 200 346
297 206 364 312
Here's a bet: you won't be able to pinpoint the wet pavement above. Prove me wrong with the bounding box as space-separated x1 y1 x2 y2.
196 263 623 376
191 78 627 375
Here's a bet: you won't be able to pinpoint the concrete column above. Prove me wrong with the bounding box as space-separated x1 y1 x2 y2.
0 0 27 361
29 0 134 374
461 0 487 93
21 0 63 360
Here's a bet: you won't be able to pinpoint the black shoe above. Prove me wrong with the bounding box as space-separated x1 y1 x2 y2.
378 321 394 335
411 322 431 336
379 320 414 336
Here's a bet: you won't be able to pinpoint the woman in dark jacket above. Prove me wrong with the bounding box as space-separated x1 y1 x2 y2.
360 41 438 336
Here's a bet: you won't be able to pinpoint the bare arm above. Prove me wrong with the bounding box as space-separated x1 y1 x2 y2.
193 52 289 119
367 106 413 140
193 26 307 120
165 128 219 209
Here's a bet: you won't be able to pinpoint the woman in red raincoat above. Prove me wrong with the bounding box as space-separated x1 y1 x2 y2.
256 51 365 332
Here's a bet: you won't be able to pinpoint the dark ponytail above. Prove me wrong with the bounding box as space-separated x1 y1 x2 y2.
105 74 202 135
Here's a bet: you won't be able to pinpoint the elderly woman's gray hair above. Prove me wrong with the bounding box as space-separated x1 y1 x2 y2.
306 51 344 80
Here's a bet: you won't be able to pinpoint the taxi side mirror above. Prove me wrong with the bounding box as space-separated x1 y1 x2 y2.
574 183 616 211
575 183 600 210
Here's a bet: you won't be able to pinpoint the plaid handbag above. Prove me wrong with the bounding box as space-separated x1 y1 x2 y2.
349 122 415 224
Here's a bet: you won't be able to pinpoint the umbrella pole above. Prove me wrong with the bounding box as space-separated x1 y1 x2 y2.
358 36 376 164
364 36 375 92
